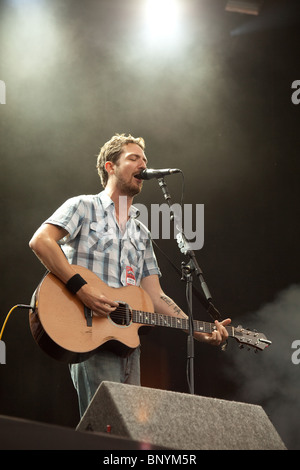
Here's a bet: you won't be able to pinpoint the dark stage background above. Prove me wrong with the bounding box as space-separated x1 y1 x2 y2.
0 0 300 449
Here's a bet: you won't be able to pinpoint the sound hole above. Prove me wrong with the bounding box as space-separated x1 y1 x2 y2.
109 301 132 326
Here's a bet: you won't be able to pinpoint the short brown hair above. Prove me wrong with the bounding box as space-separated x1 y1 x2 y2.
96 133 145 188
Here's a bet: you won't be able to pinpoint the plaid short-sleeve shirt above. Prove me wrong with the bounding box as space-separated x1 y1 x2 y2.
44 191 161 288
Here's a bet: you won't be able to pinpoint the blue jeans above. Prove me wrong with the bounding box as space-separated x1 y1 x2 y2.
70 346 141 417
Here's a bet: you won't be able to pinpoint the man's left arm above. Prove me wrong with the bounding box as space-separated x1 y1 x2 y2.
140 274 231 346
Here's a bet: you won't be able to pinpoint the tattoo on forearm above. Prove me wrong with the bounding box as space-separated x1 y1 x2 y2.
160 295 183 316
160 295 173 306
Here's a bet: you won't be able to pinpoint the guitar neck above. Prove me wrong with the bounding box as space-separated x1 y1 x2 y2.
132 309 234 337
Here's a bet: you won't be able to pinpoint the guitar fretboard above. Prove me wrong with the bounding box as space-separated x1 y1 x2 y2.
132 309 234 337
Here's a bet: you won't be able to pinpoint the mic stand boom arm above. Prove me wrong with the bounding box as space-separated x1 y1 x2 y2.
156 177 222 395
157 177 220 312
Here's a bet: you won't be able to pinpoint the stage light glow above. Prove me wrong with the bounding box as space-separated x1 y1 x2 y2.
143 0 183 45
3 1 61 80
225 0 264 16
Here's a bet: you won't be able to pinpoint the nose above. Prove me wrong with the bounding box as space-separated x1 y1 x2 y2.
139 159 147 170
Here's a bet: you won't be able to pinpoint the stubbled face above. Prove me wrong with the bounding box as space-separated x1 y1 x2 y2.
108 143 148 197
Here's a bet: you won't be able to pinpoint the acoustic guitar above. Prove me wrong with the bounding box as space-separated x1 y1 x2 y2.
29 265 271 363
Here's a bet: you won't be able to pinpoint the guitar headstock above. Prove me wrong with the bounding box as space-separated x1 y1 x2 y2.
233 325 272 351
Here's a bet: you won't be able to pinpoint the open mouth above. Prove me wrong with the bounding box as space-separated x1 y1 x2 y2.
134 173 142 180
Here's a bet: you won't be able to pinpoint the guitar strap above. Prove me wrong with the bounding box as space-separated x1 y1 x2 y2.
31 232 223 322
30 269 50 312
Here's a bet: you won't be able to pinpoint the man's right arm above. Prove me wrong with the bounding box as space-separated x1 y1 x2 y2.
29 223 77 282
29 224 118 316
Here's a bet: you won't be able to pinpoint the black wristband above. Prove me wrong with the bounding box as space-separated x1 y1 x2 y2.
66 274 87 294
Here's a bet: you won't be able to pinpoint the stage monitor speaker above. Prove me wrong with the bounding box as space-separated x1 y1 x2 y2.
0 414 152 450
76 381 286 450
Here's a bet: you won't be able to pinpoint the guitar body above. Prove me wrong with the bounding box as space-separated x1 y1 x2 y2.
29 266 271 363
29 265 154 363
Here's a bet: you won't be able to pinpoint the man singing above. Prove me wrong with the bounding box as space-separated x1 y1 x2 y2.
29 133 231 416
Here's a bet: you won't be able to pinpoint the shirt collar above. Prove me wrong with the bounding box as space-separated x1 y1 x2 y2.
98 190 114 211
98 190 139 219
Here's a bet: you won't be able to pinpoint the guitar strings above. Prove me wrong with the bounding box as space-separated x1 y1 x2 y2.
106 304 216 332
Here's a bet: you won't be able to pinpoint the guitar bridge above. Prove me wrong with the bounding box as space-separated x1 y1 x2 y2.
84 306 93 327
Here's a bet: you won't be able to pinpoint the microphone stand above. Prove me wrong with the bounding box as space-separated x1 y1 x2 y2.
157 177 218 395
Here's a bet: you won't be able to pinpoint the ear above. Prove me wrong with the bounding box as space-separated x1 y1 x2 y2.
105 161 114 175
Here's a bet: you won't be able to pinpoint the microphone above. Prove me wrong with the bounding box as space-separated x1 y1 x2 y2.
137 168 181 180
